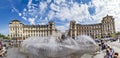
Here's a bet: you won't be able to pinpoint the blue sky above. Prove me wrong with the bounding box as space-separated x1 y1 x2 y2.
0 0 120 35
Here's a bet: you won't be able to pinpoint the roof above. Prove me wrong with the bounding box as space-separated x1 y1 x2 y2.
102 15 113 20
76 23 102 26
23 25 49 28
9 20 20 24
11 20 20 22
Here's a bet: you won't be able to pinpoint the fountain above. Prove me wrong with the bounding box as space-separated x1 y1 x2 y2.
21 35 98 58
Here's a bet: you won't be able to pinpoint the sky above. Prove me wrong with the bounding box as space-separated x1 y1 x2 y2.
0 0 120 35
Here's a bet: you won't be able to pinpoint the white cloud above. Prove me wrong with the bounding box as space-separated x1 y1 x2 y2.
70 3 90 22
28 18 35 25
27 0 32 9
22 16 27 20
91 0 120 32
17 0 120 32
18 0 93 31
56 23 69 32
39 2 47 13
54 0 65 5
56 26 67 32
47 0 51 3
55 7 71 21
50 3 60 12
18 13 22 16
12 7 22 16
47 11 55 20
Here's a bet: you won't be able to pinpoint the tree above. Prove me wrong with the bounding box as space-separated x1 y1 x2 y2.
111 33 116 38
0 33 9 39
115 32 120 35
115 32 120 39
96 34 101 39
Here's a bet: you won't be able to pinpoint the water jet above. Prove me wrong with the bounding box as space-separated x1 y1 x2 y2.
21 35 98 58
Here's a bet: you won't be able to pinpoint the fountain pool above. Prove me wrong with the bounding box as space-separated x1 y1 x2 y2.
21 35 98 58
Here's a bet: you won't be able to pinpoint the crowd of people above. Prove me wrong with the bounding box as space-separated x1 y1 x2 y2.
104 46 118 58
99 40 120 58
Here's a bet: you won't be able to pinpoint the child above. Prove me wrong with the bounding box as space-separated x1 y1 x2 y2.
113 52 119 58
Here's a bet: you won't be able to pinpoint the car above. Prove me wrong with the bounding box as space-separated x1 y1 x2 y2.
94 39 100 43
110 39 117 42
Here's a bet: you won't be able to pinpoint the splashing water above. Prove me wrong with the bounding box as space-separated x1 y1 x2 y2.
21 35 98 58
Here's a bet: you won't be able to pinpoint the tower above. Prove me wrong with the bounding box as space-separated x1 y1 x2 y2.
69 21 76 39
101 15 116 38
48 21 55 36
9 19 24 40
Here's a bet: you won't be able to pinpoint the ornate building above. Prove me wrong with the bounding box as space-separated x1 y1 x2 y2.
9 20 61 40
68 15 116 39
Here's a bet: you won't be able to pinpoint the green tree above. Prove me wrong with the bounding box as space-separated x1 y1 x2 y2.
0 33 9 39
96 34 101 39
115 32 120 35
111 33 116 38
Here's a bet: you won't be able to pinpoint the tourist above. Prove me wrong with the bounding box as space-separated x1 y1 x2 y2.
104 49 111 58
105 46 114 58
101 42 106 50
100 40 107 50
106 46 110 51
109 48 114 58
0 48 4 58
98 43 101 52
113 52 119 58
2 45 7 54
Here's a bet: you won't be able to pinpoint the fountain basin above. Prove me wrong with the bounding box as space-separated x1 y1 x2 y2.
21 35 99 58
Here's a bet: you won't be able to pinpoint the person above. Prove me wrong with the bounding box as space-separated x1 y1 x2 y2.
109 48 114 58
113 52 119 58
104 49 110 58
2 45 7 54
101 42 106 50
105 46 115 58
100 40 107 50
0 48 4 58
98 43 101 52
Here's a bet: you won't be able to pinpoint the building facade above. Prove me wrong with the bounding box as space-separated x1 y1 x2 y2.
9 20 61 40
68 15 116 39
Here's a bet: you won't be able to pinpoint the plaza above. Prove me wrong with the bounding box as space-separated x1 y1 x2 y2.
1 39 119 58
0 0 120 58
5 15 119 58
